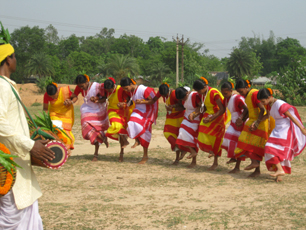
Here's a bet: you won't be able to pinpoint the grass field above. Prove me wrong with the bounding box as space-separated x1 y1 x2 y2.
28 104 306 229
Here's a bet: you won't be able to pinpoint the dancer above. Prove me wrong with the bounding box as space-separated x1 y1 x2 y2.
258 88 306 182
119 77 158 164
102 77 134 162
176 87 201 168
234 79 271 177
136 82 186 165
220 81 248 173
70 74 109 161
192 77 226 170
43 82 75 155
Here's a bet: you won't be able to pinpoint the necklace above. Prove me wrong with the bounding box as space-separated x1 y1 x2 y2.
200 90 208 113
269 98 277 108
127 85 138 106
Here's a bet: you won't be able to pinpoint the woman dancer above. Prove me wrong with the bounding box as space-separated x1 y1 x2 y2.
176 87 201 168
191 77 226 170
119 77 158 164
257 88 306 182
70 74 109 161
234 79 271 177
43 82 75 155
102 77 134 162
220 81 248 173
136 82 186 165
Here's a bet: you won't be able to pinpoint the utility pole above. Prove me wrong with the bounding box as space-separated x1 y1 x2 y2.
173 34 180 87
180 35 189 83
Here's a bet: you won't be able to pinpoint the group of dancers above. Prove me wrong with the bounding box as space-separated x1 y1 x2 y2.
43 75 306 182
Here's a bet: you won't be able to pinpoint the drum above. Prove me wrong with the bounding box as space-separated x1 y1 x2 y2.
31 140 68 169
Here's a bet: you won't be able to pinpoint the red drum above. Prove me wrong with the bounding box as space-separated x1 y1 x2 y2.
31 140 68 169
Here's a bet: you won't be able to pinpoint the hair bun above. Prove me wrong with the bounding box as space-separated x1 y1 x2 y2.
52 82 58 88
108 77 116 84
230 82 234 89
200 77 208 85
131 79 136 85
267 88 273 95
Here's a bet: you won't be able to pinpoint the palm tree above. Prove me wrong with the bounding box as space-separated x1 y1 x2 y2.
226 49 254 79
105 54 139 81
149 62 171 84
25 52 55 78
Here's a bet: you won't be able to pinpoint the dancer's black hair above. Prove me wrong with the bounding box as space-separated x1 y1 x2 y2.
175 87 188 100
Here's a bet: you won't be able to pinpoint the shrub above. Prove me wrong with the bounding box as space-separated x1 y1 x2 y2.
36 76 53 94
275 62 306 106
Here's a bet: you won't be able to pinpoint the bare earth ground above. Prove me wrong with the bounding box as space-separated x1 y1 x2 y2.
22 84 306 230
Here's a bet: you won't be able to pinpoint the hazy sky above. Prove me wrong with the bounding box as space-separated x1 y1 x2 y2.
1 0 306 58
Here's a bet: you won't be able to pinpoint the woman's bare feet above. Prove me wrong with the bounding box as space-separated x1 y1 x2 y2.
187 152 197 159
228 168 240 174
247 171 260 177
187 162 196 168
270 170 285 178
208 151 214 158
131 139 140 148
208 164 218 171
179 151 187 160
119 153 124 162
172 160 179 165
104 137 109 148
226 158 237 164
275 176 283 182
138 157 148 164
92 155 98 162
244 161 260 171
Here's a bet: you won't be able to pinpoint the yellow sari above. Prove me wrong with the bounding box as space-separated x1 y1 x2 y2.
106 85 134 140
49 86 75 149
234 88 273 161
197 87 228 156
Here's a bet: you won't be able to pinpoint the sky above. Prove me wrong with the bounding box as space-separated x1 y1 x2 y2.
1 0 306 58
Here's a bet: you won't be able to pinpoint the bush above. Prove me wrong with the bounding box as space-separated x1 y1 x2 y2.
275 62 306 106
36 76 53 94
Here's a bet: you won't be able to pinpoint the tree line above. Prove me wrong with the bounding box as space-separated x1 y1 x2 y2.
9 25 306 88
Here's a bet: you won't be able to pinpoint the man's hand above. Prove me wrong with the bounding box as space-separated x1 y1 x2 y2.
30 140 55 162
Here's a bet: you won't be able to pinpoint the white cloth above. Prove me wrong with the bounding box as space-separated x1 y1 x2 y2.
0 191 43 230
0 76 41 210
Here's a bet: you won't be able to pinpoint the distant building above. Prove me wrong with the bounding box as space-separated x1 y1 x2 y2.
252 76 275 85
135 75 151 85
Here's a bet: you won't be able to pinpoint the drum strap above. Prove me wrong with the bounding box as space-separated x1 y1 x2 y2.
0 76 55 140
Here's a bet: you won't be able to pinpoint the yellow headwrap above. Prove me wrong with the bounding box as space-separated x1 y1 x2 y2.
0 44 14 63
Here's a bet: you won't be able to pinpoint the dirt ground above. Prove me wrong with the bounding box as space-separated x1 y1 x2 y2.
22 84 306 230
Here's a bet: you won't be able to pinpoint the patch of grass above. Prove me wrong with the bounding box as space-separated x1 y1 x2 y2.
31 102 42 106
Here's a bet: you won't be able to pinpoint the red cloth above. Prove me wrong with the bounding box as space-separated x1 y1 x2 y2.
251 90 260 108
43 87 72 104
73 85 84 97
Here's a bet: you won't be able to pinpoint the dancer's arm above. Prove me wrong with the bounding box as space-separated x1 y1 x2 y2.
202 98 225 123
236 104 248 127
284 111 306 135
135 95 158 105
249 102 266 131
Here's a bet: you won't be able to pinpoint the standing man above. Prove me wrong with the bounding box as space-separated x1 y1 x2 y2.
0 24 55 229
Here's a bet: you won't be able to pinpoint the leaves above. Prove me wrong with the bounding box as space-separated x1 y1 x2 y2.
0 21 11 44
0 150 22 177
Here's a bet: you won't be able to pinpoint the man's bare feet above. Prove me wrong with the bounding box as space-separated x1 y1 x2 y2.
187 162 196 168
187 152 197 159
172 160 179 165
208 164 218 171
179 152 186 160
131 139 140 149
138 157 148 164
247 171 260 177
244 162 260 171
226 158 237 164
270 170 285 178
228 168 240 174
92 155 98 162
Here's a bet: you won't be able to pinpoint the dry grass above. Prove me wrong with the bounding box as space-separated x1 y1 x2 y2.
28 105 306 229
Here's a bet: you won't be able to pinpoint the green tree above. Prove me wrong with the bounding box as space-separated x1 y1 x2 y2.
275 61 306 105
226 48 262 79
106 54 139 81
149 62 171 85
57 34 80 59
25 52 55 78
